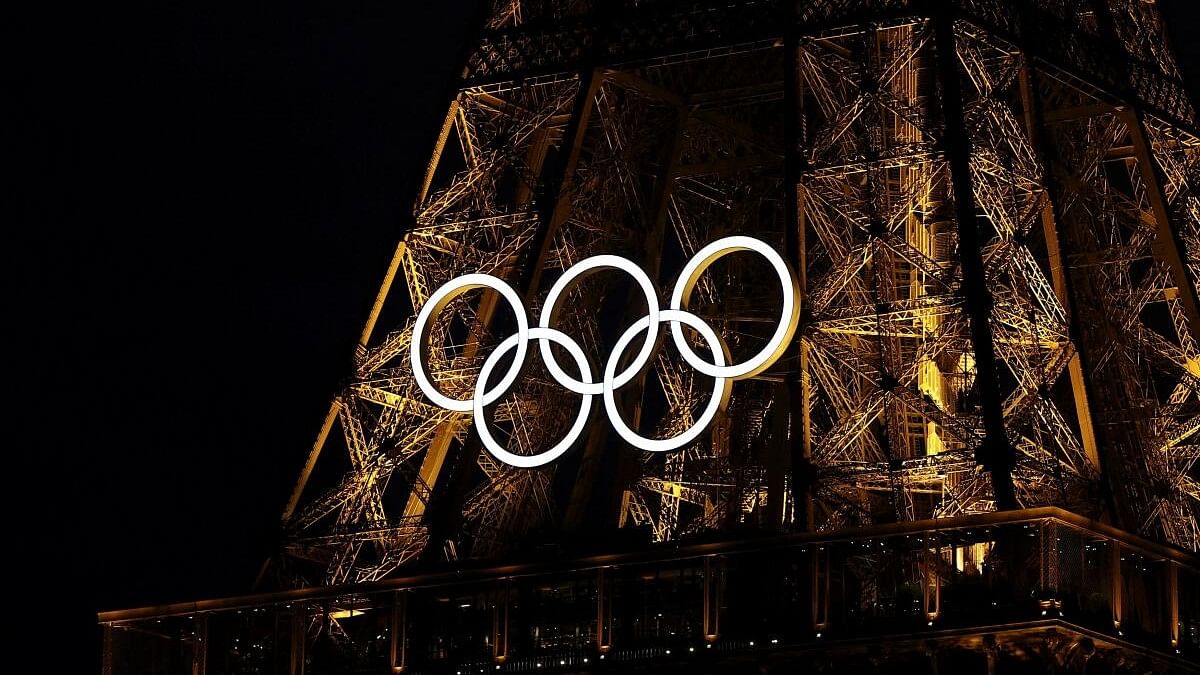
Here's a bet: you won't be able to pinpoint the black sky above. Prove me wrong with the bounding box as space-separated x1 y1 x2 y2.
18 1 477 666
14 0 1200 667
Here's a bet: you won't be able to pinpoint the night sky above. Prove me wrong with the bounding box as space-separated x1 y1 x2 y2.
14 0 1200 667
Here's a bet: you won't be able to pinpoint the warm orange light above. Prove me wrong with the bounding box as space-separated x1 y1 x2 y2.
328 608 364 620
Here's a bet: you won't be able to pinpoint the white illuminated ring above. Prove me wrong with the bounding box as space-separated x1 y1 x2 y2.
410 236 801 466
410 273 528 412
602 310 732 452
669 236 800 380
539 255 660 395
474 327 594 468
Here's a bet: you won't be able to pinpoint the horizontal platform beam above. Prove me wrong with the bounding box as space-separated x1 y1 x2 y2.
98 506 1196 623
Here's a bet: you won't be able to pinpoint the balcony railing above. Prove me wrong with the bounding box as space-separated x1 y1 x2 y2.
99 508 1197 674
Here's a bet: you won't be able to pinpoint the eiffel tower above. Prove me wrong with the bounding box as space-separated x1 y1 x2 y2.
101 1 1199 673
281 0 1198 583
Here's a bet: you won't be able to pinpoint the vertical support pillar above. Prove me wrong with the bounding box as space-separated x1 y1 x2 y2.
767 381 791 527
1015 65 1104 472
1040 521 1061 615
519 69 605 299
812 546 830 633
923 534 941 623
391 592 408 673
290 607 307 675
597 568 614 653
703 556 722 642
1167 561 1180 650
1111 543 1124 632
1014 60 1136 528
931 5 1017 509
783 0 814 533
493 580 510 664
191 615 208 675
565 82 685 531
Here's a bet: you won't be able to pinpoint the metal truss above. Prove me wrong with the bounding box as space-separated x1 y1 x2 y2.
282 0 1200 586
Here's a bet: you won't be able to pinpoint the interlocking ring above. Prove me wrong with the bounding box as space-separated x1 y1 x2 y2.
410 236 800 468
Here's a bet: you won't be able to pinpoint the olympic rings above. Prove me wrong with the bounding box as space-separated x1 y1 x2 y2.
410 236 799 467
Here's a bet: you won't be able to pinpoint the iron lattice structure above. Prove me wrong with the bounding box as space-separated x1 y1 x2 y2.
280 0 1199 587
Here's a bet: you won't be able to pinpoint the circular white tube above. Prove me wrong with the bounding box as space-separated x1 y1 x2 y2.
668 235 800 381
410 273 528 412
474 327 594 468
539 254 660 395
602 310 731 452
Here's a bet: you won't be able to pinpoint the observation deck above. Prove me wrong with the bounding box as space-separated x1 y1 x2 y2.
100 508 1198 673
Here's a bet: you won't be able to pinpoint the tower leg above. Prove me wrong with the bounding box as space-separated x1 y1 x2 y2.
932 10 1016 509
